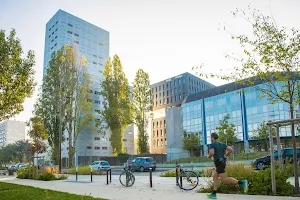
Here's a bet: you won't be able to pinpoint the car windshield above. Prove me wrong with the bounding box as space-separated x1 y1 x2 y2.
101 161 109 166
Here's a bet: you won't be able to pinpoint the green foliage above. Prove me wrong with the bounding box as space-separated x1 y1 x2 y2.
182 133 201 156
160 169 203 177
68 166 104 175
194 7 300 191
252 121 276 151
17 167 68 181
0 140 31 164
248 168 293 196
216 114 237 146
101 55 132 154
117 153 131 163
132 69 152 154
0 182 105 199
0 29 36 122
199 164 294 196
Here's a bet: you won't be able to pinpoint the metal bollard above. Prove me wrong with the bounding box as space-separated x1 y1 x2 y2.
175 161 179 186
109 168 112 183
76 166 78 181
180 175 183 187
106 169 109 185
90 167 93 182
149 168 153 188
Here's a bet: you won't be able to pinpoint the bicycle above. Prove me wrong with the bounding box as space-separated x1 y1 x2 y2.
119 166 135 187
176 164 199 191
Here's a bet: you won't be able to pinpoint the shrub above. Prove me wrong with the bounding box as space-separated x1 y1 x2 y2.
160 169 203 177
68 166 104 175
37 172 57 181
248 168 294 196
17 167 38 179
0 166 7 170
199 164 253 194
275 159 300 177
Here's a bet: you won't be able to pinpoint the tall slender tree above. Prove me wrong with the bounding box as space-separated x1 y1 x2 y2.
216 114 237 146
0 29 36 122
194 7 300 193
132 69 152 154
101 55 132 155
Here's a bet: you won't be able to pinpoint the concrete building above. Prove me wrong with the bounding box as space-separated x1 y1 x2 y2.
150 72 215 155
44 10 136 166
0 120 26 147
181 79 300 156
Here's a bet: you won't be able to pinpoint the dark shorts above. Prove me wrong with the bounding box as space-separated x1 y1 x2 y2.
215 159 226 174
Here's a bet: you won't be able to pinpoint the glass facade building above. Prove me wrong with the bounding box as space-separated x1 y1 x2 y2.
182 81 299 154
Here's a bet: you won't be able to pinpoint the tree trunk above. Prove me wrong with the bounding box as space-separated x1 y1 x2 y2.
68 123 73 168
290 105 299 194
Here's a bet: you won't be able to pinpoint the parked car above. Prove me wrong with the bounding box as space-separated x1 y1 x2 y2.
90 161 111 171
126 157 156 172
123 156 137 169
252 148 300 170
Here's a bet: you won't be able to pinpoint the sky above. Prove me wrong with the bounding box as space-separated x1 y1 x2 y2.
1 0 300 123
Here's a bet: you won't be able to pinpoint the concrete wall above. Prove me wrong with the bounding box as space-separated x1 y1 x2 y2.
166 107 189 161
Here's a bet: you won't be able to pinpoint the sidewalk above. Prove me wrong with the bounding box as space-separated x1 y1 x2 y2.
0 175 298 200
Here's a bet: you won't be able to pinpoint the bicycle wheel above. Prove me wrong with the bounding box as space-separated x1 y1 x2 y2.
119 171 135 187
178 170 199 191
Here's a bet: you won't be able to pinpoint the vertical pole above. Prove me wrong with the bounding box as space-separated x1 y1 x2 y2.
269 124 276 195
180 173 183 187
76 166 78 181
110 169 112 183
106 169 109 185
175 161 179 186
276 125 283 172
150 168 153 188
90 166 93 182
59 98 62 174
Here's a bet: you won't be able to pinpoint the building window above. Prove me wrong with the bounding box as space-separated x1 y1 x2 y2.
179 94 181 100
94 100 101 104
167 98 169 104
157 130 158 137
160 121 162 127
165 138 167 146
157 122 158 127
74 33 79 37
167 90 169 96
175 95 177 101
95 137 100 140
93 61 97 65
68 23 73 27
163 92 165 97
171 97 173 103
95 146 100 150
164 129 166 136
161 139 163 146
102 147 108 150
95 91 101 95
153 130 155 137
95 109 100 113
153 140 156 147
167 83 169 88
159 86 161 91
86 146 92 150
49 28 51 31
74 40 79 44
163 85 165 90
156 87 157 92
161 130 163 136
153 122 155 128
67 30 73 34
55 36 57 39
164 120 166 126
93 54 97 58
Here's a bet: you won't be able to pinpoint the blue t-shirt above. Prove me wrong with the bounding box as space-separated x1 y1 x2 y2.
209 141 227 160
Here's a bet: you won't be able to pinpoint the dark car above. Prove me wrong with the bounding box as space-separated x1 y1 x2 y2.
126 157 156 172
252 148 300 170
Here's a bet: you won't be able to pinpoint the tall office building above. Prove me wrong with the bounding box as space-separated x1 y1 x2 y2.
150 72 215 154
0 120 26 147
43 10 135 166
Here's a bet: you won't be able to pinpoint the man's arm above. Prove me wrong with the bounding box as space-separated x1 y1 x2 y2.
208 148 215 159
225 146 233 157
207 143 215 159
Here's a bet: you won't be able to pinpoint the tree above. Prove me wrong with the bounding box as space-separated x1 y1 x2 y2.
252 121 276 151
66 49 98 168
34 46 74 164
0 29 36 122
0 140 31 165
194 7 300 193
132 69 152 154
101 55 132 155
182 133 201 156
27 117 48 165
216 114 237 146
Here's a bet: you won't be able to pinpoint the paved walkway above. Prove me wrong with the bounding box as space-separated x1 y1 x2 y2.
0 175 299 200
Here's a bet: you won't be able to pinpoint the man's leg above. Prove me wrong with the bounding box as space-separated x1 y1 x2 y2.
213 173 219 191
218 173 248 193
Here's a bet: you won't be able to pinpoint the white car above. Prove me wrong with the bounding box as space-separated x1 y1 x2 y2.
90 161 111 171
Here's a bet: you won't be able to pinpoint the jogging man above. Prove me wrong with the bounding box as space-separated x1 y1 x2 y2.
207 132 248 199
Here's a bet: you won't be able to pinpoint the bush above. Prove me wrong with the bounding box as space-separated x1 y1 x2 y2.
275 159 300 177
248 168 294 196
199 164 253 194
160 169 203 177
17 167 68 181
0 166 7 170
68 166 104 175
198 164 294 196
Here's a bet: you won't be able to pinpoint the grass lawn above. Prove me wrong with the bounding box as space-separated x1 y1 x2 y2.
0 182 105 200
